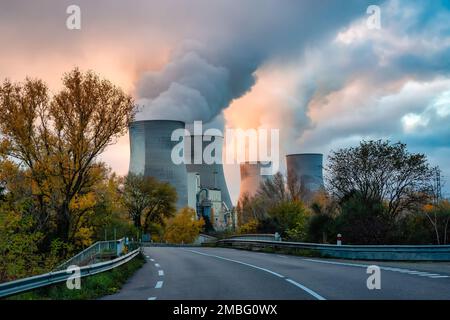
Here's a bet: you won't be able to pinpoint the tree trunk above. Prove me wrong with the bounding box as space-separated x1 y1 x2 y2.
133 214 141 229
56 202 71 243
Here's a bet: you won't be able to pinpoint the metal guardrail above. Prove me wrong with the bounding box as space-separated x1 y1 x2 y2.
226 234 277 241
0 248 141 298
141 242 198 247
217 239 450 261
56 239 124 271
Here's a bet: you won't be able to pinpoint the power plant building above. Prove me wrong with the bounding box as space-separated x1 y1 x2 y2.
185 135 232 210
128 121 233 231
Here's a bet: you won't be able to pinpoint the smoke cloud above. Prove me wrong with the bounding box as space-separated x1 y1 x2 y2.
133 0 374 124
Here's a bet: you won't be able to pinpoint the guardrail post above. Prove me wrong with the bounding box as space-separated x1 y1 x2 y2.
337 234 342 246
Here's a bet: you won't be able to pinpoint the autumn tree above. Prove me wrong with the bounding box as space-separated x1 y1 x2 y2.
236 192 265 225
256 172 288 204
0 68 135 244
327 140 433 221
164 207 205 244
423 201 450 245
121 173 177 232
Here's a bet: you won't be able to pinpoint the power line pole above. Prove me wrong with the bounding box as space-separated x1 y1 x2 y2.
433 166 442 204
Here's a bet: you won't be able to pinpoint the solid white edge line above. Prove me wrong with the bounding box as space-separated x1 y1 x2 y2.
155 281 164 289
286 279 326 300
303 258 447 279
187 249 326 300
158 270 164 276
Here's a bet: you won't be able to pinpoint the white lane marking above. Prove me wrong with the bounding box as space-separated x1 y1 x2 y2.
155 263 160 267
405 271 427 275
187 250 284 278
303 258 448 279
147 297 157 300
187 249 326 300
150 259 155 262
155 281 163 289
416 273 441 277
145 256 150 258
277 255 289 258
158 270 164 276
303 258 368 268
286 279 326 300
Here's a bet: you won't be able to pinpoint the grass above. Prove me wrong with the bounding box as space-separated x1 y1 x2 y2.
7 253 145 300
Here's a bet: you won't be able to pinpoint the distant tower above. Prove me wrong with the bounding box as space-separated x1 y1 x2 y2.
128 120 188 209
286 153 324 195
238 161 273 200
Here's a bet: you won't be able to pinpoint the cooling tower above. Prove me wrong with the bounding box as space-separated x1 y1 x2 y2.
239 161 273 200
286 153 324 193
129 120 188 209
185 135 232 210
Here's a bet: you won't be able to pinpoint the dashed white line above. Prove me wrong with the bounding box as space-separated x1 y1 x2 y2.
158 270 164 276
147 297 157 300
155 281 164 289
155 263 160 267
150 259 155 262
187 249 326 300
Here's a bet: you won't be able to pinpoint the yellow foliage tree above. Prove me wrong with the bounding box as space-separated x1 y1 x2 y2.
0 68 135 244
164 208 204 244
238 219 259 234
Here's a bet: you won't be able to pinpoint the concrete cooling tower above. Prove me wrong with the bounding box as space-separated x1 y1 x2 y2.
129 120 188 209
239 161 273 200
185 135 232 210
286 153 324 193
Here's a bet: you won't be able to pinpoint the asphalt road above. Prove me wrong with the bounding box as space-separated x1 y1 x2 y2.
102 247 450 300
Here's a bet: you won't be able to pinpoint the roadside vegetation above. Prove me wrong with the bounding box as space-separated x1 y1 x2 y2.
0 69 200 284
7 253 145 300
236 140 449 245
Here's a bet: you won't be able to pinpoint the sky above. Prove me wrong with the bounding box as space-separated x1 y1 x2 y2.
0 0 449 203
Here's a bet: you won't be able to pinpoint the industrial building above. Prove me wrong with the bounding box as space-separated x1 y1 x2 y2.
185 135 234 230
128 120 233 231
128 120 324 231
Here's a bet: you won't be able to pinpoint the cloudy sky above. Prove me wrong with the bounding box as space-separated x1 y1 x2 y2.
0 0 449 202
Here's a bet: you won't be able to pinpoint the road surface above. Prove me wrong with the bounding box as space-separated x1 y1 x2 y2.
102 247 450 300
